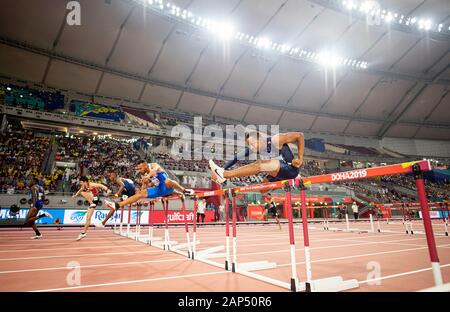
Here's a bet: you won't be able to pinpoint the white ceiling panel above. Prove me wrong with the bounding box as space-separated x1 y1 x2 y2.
415 127 450 140
230 0 287 35
294 9 352 52
311 116 349 132
244 106 283 125
187 0 242 18
377 0 426 13
45 60 102 94
221 52 278 99
56 0 131 64
400 84 447 122
345 121 382 136
357 79 415 119
255 59 312 105
384 124 419 138
212 99 249 121
0 0 65 50
278 111 315 130
393 38 450 75
427 52 450 79
363 31 418 70
334 21 386 59
256 0 322 44
0 44 48 82
289 68 348 112
97 73 144 101
149 29 209 84
426 92 450 124
1 0 449 141
140 84 182 109
108 8 173 76
324 72 380 114
188 44 246 92
411 0 450 25
177 92 216 114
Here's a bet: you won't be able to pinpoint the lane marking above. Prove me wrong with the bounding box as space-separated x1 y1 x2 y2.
30 270 231 292
358 264 450 285
0 258 187 274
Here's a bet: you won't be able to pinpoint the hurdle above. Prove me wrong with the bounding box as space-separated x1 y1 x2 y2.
126 204 131 237
180 196 192 258
147 201 154 245
291 160 442 288
373 202 448 236
117 202 124 235
135 202 141 241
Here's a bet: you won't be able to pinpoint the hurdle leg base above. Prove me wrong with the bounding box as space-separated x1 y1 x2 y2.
232 263 236 273
304 282 312 293
310 276 359 292
290 278 297 292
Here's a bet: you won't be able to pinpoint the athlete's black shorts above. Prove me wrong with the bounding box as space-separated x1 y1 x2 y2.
93 196 100 206
267 207 278 218
266 160 299 182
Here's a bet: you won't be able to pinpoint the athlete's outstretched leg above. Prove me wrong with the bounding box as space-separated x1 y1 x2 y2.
212 159 280 180
116 189 147 208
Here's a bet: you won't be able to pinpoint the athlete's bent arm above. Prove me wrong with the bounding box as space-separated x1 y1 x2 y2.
273 132 304 167
89 182 111 195
115 179 125 197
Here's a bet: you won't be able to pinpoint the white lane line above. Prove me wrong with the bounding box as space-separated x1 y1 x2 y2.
275 243 450 268
0 249 167 261
0 237 132 243
0 244 149 253
0 258 187 274
358 264 450 285
30 270 230 292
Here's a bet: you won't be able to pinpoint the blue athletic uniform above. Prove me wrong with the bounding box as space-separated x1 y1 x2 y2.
146 172 174 199
30 184 44 211
224 137 299 182
121 178 136 197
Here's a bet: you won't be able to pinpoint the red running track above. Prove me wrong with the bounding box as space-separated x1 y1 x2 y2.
0 223 449 292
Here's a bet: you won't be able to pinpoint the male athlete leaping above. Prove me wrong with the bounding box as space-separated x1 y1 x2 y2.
73 176 112 241
98 172 137 227
209 131 304 184
104 160 195 211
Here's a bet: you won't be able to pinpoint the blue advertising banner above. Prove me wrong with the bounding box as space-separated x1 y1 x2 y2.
0 208 65 224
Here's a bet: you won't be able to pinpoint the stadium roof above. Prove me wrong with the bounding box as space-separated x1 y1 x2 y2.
0 0 449 140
